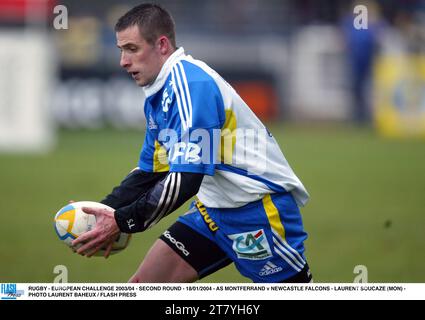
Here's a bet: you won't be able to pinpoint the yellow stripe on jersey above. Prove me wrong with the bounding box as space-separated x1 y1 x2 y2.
220 109 237 164
153 140 170 172
262 194 286 240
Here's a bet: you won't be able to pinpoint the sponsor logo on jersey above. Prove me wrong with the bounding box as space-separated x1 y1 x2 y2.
170 142 201 163
161 84 174 113
228 229 272 260
259 261 283 276
148 113 158 130
195 201 218 232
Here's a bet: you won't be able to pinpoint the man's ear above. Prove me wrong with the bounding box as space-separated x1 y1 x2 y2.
157 36 170 55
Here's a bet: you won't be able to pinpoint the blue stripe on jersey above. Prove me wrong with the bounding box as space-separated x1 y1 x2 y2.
215 164 287 194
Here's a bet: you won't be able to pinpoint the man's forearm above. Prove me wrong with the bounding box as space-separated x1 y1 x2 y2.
101 168 167 209
114 172 204 233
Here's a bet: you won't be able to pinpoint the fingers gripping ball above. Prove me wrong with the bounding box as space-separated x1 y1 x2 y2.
53 201 131 256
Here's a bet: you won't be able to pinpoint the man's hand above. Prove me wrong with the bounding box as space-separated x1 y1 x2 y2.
71 206 121 258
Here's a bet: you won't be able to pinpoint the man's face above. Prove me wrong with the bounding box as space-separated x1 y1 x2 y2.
116 25 163 86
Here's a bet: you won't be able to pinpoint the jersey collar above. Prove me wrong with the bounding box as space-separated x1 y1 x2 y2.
143 47 185 98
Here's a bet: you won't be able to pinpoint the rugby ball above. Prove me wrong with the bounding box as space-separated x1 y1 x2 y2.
53 201 131 256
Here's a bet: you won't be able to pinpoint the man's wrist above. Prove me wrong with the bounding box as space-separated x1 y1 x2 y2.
114 207 139 234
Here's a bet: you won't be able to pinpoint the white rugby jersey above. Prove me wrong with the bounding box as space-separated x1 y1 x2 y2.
138 47 309 208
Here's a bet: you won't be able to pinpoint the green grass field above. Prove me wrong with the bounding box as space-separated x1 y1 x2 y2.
1 124 424 283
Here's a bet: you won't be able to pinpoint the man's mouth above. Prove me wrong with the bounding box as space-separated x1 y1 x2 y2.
130 71 140 79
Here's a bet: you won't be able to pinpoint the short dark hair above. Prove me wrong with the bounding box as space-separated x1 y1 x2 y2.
115 3 176 48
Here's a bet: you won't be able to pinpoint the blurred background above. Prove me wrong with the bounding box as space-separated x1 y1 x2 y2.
0 0 424 283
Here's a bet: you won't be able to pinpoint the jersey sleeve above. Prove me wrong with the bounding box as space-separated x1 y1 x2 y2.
101 169 167 210
137 92 171 174
114 171 204 233
162 61 225 176
137 127 156 172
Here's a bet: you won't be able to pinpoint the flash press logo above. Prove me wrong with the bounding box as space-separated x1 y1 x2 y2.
1 283 24 300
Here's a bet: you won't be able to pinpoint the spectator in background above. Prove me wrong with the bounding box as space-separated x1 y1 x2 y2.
342 0 384 124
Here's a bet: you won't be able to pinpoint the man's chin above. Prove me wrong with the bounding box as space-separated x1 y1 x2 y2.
134 79 146 87
135 78 155 87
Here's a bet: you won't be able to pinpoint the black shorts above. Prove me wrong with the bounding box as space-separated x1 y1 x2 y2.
160 221 232 279
160 221 312 282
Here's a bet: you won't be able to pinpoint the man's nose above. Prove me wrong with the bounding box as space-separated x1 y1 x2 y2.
120 52 131 68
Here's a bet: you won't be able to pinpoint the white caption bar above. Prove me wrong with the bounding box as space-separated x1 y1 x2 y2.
1 283 424 300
